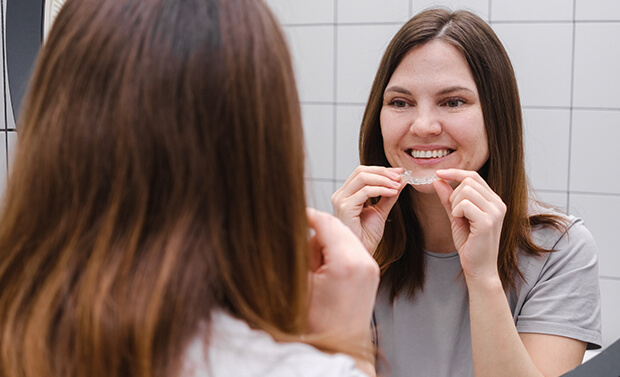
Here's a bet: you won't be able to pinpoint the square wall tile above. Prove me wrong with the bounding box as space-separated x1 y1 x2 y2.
412 0 489 21
338 0 410 24
335 104 365 180
570 194 620 279
600 278 620 348
523 109 570 192
570 110 620 194
336 24 402 104
302 104 334 180
306 179 336 214
532 190 568 213
491 0 573 21
285 26 334 103
573 23 620 109
493 23 573 107
576 0 620 21
0 132 6 202
264 0 334 25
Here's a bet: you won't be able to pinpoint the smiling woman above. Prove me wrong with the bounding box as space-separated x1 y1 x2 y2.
331 8 602 377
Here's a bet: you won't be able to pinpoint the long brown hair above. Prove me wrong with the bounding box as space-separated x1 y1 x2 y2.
360 8 565 300
0 0 309 376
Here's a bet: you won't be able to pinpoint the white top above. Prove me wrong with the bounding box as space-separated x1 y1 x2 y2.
374 210 602 377
183 310 369 377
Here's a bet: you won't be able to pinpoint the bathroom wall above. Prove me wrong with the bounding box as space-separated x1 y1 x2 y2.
265 0 620 351
0 0 617 352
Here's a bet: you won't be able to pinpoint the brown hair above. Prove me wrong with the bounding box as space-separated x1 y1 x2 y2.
360 8 565 300
0 0 309 376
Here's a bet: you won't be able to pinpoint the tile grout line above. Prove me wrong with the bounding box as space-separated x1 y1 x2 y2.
566 0 577 213
332 0 338 194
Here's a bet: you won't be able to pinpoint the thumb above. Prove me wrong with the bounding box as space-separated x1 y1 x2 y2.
374 184 405 219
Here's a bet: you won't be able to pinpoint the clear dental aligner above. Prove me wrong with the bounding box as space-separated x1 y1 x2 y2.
401 169 439 185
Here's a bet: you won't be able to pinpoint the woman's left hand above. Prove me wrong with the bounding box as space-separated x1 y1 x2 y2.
432 168 506 282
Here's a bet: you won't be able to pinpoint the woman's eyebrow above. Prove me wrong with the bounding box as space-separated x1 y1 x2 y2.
437 85 476 96
384 86 412 95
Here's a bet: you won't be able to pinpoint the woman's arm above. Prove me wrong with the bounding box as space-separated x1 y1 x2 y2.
433 169 587 377
467 275 585 377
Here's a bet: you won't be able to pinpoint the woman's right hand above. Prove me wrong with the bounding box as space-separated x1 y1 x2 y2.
306 208 380 339
331 166 405 254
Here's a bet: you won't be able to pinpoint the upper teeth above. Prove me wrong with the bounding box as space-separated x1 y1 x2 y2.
411 149 451 158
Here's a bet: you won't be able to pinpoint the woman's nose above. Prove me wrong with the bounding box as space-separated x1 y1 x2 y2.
409 107 442 137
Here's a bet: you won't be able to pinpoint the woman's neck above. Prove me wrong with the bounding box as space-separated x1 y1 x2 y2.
412 191 456 254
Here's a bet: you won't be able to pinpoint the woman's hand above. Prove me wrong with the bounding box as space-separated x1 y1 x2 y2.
305 208 380 339
331 166 405 254
432 168 506 282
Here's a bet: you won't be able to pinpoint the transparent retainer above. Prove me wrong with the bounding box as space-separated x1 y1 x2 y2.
401 169 439 186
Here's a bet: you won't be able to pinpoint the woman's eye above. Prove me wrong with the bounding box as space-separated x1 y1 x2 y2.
445 99 464 108
390 99 408 108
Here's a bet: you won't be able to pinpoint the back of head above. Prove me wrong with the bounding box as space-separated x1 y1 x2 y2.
0 0 308 376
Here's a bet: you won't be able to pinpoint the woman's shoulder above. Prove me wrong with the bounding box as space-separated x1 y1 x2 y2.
182 310 368 377
519 201 599 286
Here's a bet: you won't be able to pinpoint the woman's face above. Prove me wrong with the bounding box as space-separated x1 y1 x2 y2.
380 40 489 192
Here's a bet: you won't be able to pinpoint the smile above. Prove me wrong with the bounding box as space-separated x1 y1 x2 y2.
409 149 452 159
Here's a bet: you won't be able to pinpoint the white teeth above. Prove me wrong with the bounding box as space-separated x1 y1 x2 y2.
411 149 451 159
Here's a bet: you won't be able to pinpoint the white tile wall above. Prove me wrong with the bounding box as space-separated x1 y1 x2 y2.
335 104 364 180
265 0 334 24
491 0 573 21
534 191 568 213
570 110 620 195
338 0 410 24
336 24 402 103
523 108 570 192
600 279 620 347
571 194 620 279
412 0 490 21
302 104 334 180
284 26 334 103
572 23 620 109
575 0 620 21
306 179 336 213
494 23 573 108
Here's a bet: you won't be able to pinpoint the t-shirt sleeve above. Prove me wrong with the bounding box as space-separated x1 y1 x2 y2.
515 217 602 349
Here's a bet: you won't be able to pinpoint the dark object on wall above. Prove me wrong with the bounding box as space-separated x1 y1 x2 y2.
563 338 620 377
6 0 43 121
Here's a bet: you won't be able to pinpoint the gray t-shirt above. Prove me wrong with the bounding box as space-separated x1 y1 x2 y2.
183 310 369 377
374 214 602 377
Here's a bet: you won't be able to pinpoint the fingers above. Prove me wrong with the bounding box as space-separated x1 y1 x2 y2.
305 208 380 337
306 208 374 266
434 169 506 225
331 166 404 215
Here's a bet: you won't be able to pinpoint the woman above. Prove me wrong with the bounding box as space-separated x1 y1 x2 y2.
332 9 601 377
0 0 378 376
